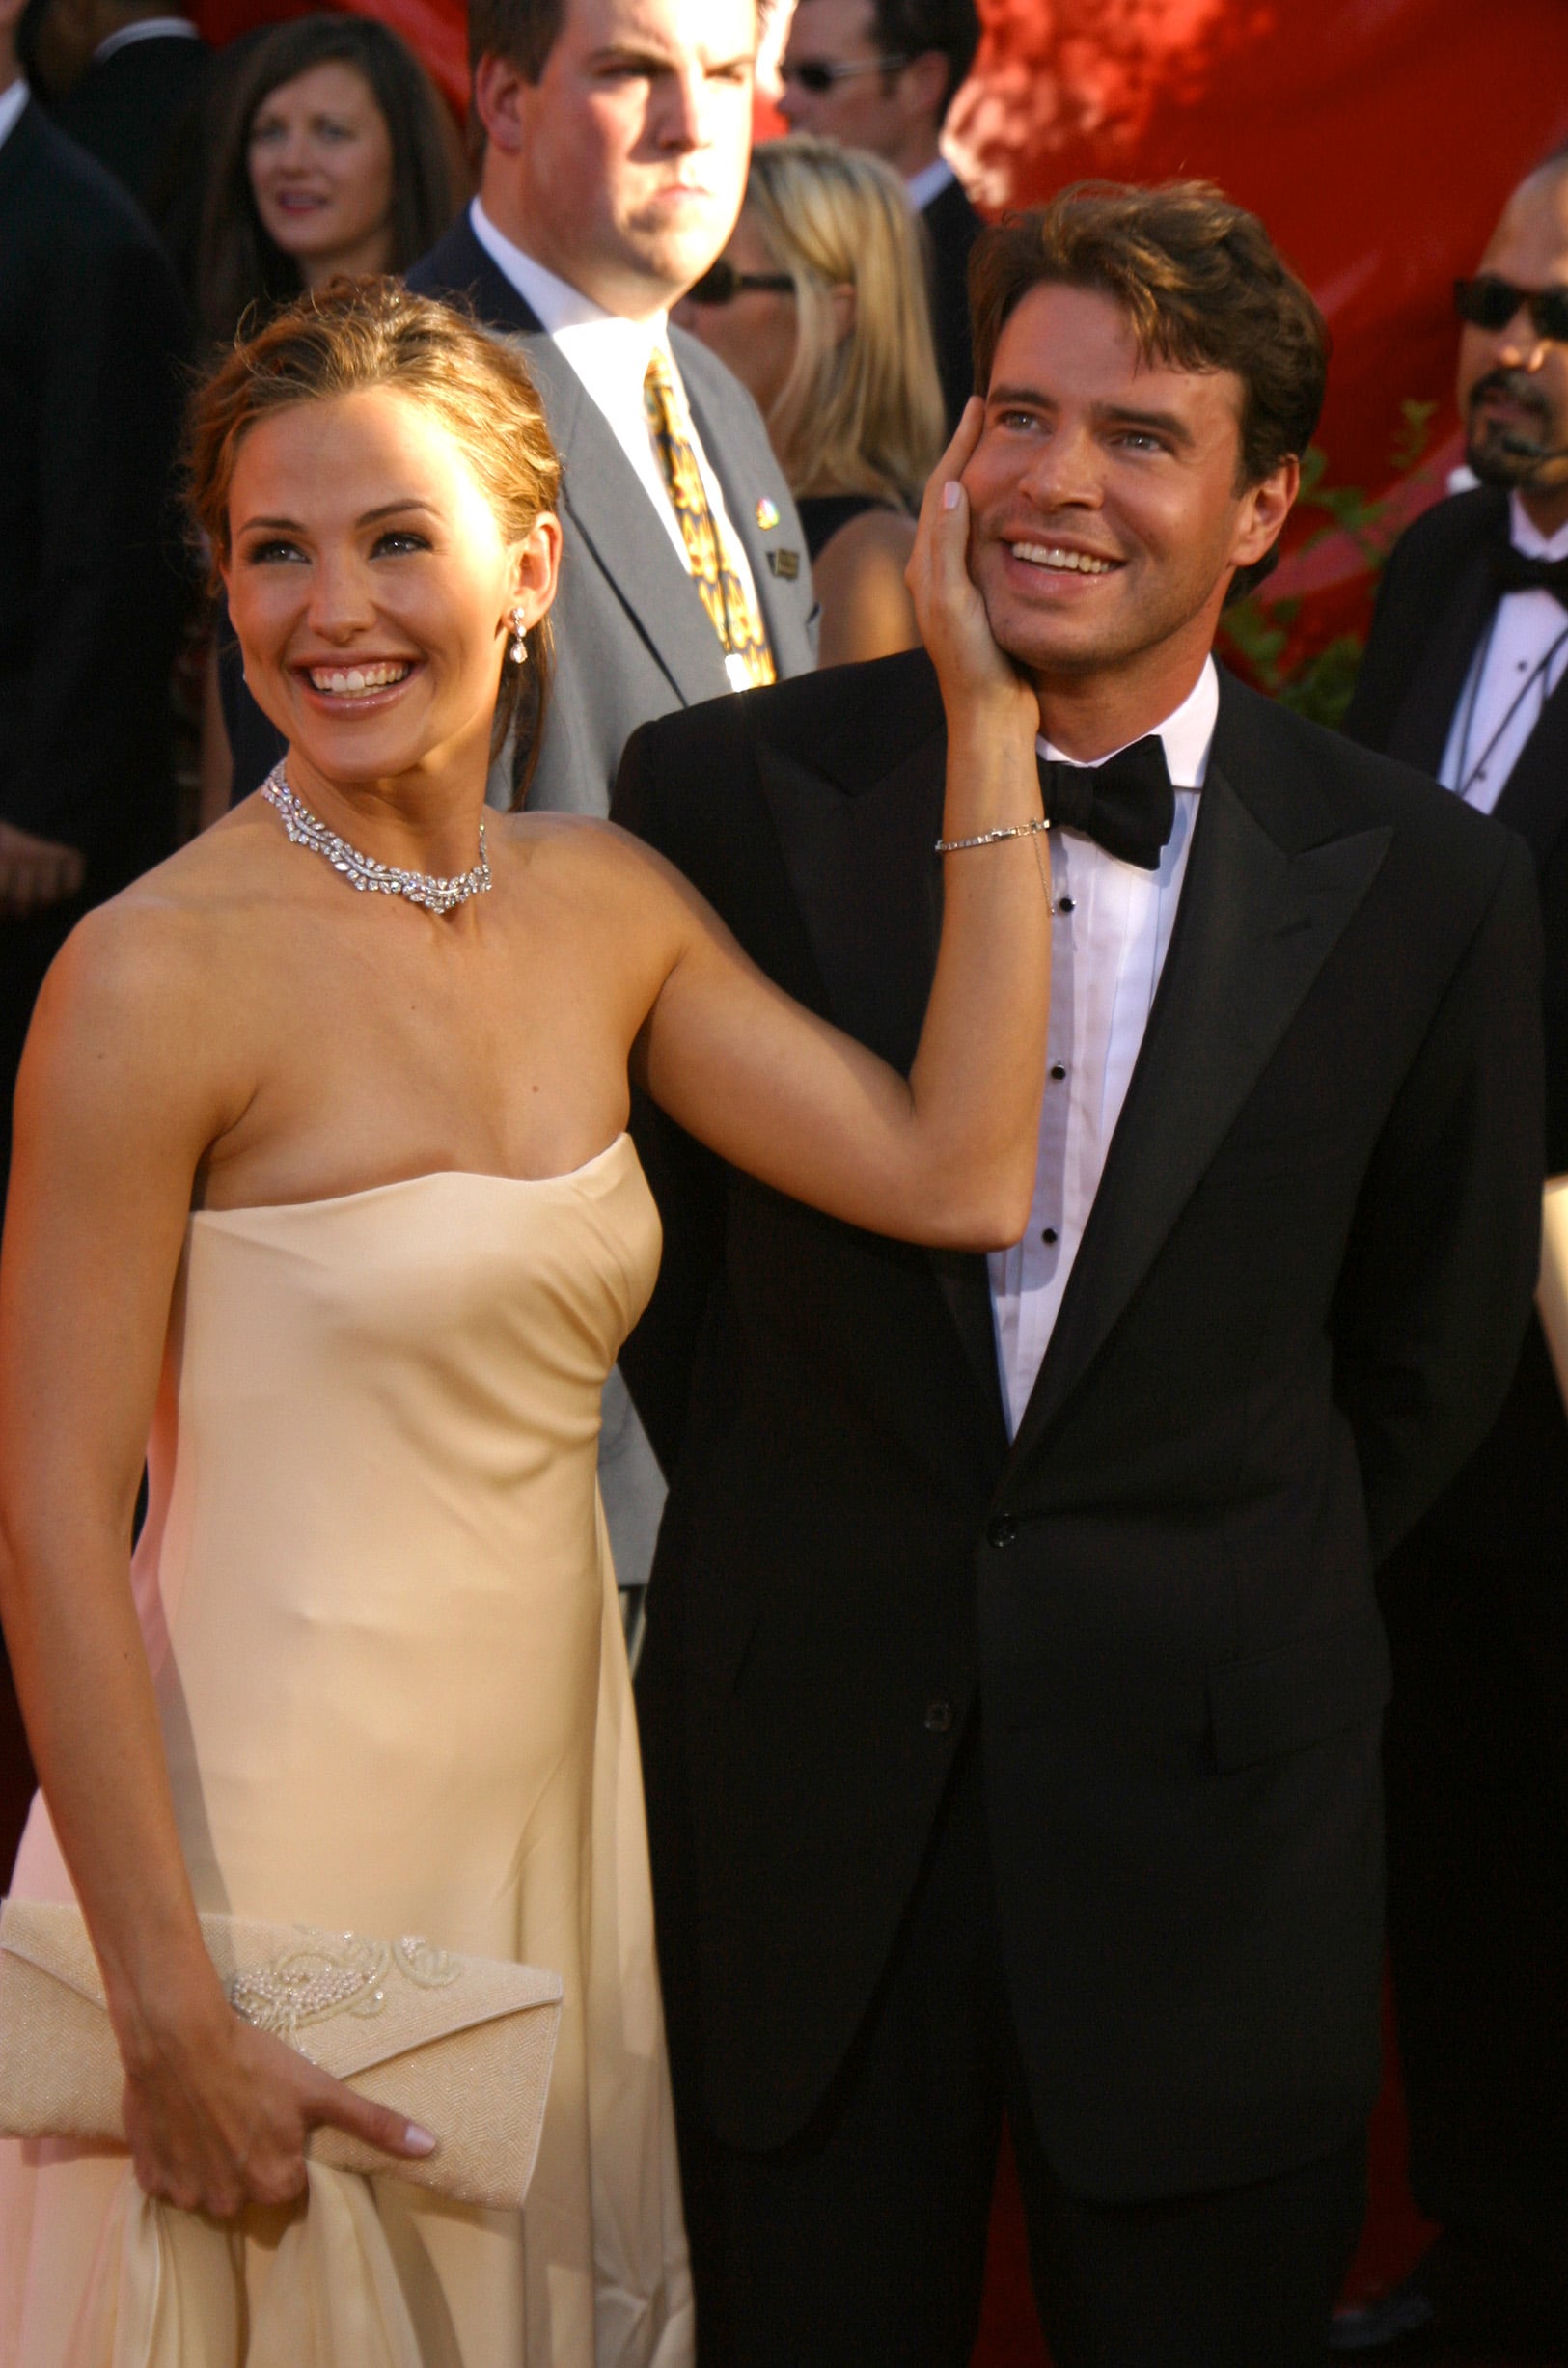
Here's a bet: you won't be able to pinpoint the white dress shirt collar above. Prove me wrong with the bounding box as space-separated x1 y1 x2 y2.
0 80 28 154
471 198 666 348
1510 487 1568 562
94 15 201 60
1038 655 1220 797
905 156 956 212
1438 496 1568 812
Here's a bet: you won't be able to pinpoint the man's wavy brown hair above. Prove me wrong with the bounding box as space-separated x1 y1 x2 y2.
970 181 1329 596
187 277 561 800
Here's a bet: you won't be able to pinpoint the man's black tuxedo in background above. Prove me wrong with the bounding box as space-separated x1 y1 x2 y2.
616 652 1544 2361
0 96 185 1159
51 22 209 277
919 169 982 430
1345 485 1568 2284
0 98 186 1874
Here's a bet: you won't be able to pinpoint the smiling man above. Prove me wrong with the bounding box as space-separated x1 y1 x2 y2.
613 182 1545 2366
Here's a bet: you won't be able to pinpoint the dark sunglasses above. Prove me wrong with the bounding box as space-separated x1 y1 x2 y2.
780 52 909 91
684 260 797 306
1455 275 1568 343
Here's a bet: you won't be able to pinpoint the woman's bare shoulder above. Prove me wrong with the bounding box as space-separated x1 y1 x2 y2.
819 505 918 565
813 508 921 668
501 809 698 908
26 809 289 1105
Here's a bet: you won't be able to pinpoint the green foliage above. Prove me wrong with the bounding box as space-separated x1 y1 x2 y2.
1218 399 1441 726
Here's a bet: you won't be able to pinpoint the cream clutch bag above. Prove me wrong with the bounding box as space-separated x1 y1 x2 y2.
0 1898 564 2212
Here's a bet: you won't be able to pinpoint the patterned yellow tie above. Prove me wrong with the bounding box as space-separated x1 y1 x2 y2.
643 347 775 690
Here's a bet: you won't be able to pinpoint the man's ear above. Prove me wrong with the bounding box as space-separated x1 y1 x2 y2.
473 51 530 152
897 48 951 132
1230 453 1300 576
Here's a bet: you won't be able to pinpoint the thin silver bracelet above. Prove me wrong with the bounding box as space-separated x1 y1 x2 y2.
934 817 1051 854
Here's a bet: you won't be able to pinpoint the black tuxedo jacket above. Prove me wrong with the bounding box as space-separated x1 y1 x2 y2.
1345 483 1567 1544
1346 484 1567 1172
406 215 817 816
0 100 185 879
921 172 982 431
615 653 1543 2200
52 30 208 223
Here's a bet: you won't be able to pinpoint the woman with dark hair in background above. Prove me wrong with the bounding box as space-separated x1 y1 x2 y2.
196 15 466 821
196 14 464 346
676 135 946 667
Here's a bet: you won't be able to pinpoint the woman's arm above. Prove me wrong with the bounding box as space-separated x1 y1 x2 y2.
633 404 1050 1251
812 508 921 669
0 916 433 2214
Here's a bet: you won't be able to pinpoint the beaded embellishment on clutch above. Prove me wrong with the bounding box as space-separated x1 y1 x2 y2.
228 1931 460 2055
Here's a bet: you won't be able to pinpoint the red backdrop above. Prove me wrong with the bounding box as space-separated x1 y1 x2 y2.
186 0 1568 620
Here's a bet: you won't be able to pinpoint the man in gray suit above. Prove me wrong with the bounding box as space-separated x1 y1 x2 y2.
409 0 816 821
408 0 817 1594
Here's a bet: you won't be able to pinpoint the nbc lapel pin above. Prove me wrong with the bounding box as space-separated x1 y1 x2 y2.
756 497 781 530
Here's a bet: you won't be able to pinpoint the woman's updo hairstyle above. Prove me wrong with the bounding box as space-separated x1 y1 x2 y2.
188 277 561 800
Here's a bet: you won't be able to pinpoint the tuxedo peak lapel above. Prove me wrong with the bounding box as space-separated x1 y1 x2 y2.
1387 539 1499 777
1006 757 1391 1472
753 729 944 1070
753 719 1008 1439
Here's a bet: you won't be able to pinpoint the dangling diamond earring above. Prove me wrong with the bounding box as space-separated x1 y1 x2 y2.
508 605 528 664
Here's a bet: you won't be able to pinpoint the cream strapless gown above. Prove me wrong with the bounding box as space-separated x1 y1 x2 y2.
0 1137 693 2368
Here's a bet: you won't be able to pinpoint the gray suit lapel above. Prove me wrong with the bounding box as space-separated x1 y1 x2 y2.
683 363 811 675
518 334 731 709
1006 762 1392 1470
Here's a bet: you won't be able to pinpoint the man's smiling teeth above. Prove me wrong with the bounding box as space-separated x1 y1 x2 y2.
308 661 412 696
1011 542 1117 574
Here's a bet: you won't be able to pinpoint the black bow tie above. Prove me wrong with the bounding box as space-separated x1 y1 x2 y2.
1037 734 1176 870
1492 541 1568 604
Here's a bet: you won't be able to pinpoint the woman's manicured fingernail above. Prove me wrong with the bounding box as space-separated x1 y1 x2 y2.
942 482 961 511
404 2123 437 2155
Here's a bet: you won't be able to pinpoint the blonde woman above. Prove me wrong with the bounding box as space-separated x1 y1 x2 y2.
0 279 1047 2362
675 136 947 668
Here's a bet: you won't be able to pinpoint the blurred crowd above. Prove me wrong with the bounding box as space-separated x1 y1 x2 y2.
1 0 1565 2356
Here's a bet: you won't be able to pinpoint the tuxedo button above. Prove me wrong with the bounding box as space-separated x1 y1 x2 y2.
923 1699 954 1735
1041 1226 1058 1245
986 1514 1018 1549
1050 1063 1067 1081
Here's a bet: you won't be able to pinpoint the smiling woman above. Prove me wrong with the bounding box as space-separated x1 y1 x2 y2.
0 278 1051 2366
196 14 465 348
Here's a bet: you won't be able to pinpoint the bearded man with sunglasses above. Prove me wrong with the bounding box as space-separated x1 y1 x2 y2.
1336 151 1568 2360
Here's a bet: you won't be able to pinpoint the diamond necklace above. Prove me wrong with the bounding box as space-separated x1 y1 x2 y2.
261 762 491 919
